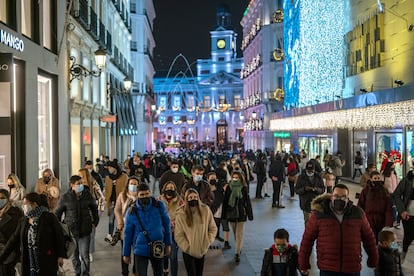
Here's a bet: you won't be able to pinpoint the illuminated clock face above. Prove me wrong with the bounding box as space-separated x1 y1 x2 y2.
273 9 284 23
217 39 226 49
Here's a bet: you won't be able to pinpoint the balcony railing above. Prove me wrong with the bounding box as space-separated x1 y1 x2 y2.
72 0 89 30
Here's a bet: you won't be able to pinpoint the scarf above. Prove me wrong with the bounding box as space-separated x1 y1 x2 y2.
229 180 243 207
27 206 48 276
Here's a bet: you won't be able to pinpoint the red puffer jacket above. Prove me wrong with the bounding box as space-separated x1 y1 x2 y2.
298 194 378 273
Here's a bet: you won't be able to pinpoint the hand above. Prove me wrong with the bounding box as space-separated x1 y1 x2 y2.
300 270 309 275
123 256 130 264
272 176 277 181
401 211 410 221
305 186 313 192
57 257 64 267
164 245 171 256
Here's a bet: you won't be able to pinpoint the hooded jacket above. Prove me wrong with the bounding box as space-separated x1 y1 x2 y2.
298 194 378 273
394 170 414 215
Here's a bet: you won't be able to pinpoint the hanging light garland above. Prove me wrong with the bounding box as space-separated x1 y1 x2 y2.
270 100 414 131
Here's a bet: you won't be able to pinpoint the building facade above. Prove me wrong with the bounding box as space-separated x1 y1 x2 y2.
0 0 70 189
240 0 285 151
153 4 244 152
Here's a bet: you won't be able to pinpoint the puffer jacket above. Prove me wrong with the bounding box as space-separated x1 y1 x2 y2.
122 198 172 258
394 170 414 215
261 244 299 276
295 172 325 212
298 194 378 273
55 187 99 238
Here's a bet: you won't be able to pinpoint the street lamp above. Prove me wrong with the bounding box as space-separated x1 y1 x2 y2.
123 77 132 91
69 47 106 83
251 111 257 119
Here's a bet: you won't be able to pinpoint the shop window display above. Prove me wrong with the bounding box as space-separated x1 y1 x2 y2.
376 132 403 180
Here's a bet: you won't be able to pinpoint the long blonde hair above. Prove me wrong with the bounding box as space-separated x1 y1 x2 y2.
184 188 203 227
78 168 94 191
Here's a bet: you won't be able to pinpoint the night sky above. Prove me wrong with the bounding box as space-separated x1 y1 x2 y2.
153 0 249 73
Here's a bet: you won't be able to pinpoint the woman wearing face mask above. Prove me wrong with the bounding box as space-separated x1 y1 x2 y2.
222 171 254 263
357 170 393 242
0 192 65 276
158 181 184 276
175 188 217 276
115 176 140 276
34 168 60 211
382 161 400 227
0 189 24 275
6 173 25 208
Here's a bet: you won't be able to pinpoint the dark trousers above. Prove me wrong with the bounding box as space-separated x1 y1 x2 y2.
352 168 363 179
0 263 17 276
121 240 135 276
272 180 282 205
255 175 265 197
320 271 360 276
288 180 295 197
402 216 414 252
134 254 163 276
182 252 205 276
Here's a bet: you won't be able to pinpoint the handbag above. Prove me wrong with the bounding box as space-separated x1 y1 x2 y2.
226 198 240 220
133 208 164 259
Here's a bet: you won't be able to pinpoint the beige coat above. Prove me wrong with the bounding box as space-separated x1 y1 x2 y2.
175 204 217 258
157 194 184 233
34 177 60 210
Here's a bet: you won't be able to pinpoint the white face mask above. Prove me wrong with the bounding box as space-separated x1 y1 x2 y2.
171 168 179 173
22 204 33 216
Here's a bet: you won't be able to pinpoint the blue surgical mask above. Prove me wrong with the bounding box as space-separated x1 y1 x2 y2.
128 184 137 192
76 184 84 193
390 241 399 251
194 175 203 182
0 198 7 209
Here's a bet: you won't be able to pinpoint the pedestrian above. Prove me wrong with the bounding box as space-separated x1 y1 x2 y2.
298 184 378 275
104 160 128 243
222 171 254 263
322 149 332 170
375 229 403 276
181 165 214 206
382 161 400 227
268 155 285 208
34 168 60 211
295 161 325 224
159 159 186 194
254 153 267 199
175 188 217 275
393 160 414 262
352 151 364 179
85 160 104 190
0 192 65 276
122 183 172 276
360 163 377 188
158 181 184 276
241 158 254 194
6 173 25 208
55 175 99 276
128 154 150 184
357 171 393 241
322 168 335 194
260 228 299 276
330 151 346 185
114 176 139 276
0 189 24 276
287 156 299 200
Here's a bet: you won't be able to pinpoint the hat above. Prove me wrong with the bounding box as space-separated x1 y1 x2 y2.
306 161 315 171
106 160 119 169
85 160 93 166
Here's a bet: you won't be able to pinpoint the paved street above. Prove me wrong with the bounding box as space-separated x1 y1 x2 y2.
61 177 406 275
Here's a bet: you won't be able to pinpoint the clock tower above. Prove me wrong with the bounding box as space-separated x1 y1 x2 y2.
210 4 238 62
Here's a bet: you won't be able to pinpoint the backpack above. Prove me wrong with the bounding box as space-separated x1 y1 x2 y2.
60 222 76 259
327 158 337 170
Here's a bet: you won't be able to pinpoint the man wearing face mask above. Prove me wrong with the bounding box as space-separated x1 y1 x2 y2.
123 183 172 276
295 161 325 224
299 184 378 276
35 168 60 211
159 159 186 194
55 175 99 276
181 165 214 206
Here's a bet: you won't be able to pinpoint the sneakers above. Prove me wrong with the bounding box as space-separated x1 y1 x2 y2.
89 253 93 262
223 241 231 249
290 197 294 200
276 205 286 208
235 254 240 263
264 194 270 197
272 203 277 208
104 234 113 243
216 236 224 242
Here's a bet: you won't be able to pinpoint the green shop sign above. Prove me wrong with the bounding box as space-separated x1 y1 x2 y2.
273 132 291 138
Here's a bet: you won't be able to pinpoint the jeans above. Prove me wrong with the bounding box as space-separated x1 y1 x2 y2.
182 252 205 276
272 180 282 205
72 235 91 276
108 204 115 235
89 226 96 254
149 175 159 196
163 239 179 276
320 271 360 276
134 254 163 276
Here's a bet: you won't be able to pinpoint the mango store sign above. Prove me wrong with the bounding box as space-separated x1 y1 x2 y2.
0 29 24 52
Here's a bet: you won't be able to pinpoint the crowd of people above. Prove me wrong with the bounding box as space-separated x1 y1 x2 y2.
0 148 411 275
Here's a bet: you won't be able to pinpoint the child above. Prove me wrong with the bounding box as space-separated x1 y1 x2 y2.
261 228 298 276
375 229 403 276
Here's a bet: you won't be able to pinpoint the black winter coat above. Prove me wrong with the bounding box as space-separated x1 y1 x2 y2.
0 205 23 268
261 245 299 276
222 186 253 222
55 188 99 238
295 172 325 212
0 211 65 276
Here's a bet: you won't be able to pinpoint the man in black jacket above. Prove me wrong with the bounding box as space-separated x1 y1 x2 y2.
268 156 286 208
55 175 99 276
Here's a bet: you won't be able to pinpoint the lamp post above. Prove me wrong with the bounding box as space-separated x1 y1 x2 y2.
69 47 107 83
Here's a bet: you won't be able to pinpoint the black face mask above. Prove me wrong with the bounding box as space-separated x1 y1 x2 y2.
188 200 198 207
43 177 50 184
164 190 176 198
139 197 150 206
333 199 346 212
371 180 383 186
210 180 218 185
8 184 15 189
